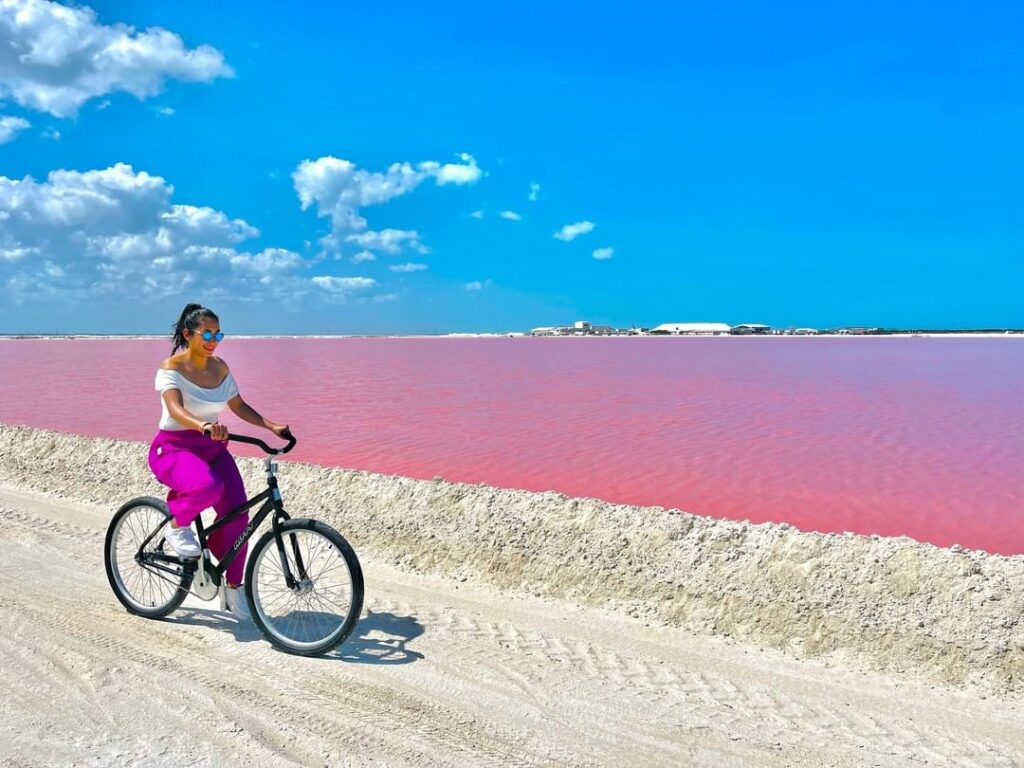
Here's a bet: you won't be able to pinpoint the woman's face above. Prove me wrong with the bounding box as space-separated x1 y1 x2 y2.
186 319 222 358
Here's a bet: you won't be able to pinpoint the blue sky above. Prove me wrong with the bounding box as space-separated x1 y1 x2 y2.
1 0 1022 333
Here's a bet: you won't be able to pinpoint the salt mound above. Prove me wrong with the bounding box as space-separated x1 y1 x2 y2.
2 422 1022 695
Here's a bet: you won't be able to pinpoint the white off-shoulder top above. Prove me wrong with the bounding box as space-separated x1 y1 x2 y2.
155 368 239 431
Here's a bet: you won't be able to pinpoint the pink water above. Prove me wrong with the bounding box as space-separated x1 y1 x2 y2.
1 337 1021 554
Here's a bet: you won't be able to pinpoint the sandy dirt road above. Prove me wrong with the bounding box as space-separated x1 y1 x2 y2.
1 481 1023 767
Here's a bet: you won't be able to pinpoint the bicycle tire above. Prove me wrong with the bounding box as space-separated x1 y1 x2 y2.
105 496 191 618
245 518 364 656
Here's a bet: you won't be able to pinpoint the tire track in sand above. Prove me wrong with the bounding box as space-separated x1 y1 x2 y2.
2 488 1024 767
364 595 1020 767
0 507 591 767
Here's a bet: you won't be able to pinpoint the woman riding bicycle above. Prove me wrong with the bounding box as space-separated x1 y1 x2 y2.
148 303 290 620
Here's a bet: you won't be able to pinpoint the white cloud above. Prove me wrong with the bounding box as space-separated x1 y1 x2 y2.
311 275 375 292
2 164 173 237
0 115 30 143
592 247 614 260
351 250 376 263
464 279 492 291
157 106 175 116
344 228 429 255
292 152 482 255
469 210 484 219
0 0 233 118
0 162 326 305
42 126 60 140
554 220 595 241
227 247 302 275
528 182 540 202
292 157 418 231
425 152 484 185
389 262 428 273
1 246 38 263
161 204 259 244
500 210 522 221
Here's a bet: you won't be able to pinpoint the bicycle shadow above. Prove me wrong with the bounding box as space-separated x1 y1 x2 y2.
165 604 265 644
165 605 425 665
333 608 425 665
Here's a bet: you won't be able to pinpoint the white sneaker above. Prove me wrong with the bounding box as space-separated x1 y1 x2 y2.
220 584 251 621
164 524 201 558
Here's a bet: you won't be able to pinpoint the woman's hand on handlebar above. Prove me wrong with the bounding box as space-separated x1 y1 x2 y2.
201 422 229 442
267 421 292 439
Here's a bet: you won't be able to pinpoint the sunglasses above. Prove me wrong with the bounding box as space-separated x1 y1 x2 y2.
192 330 225 342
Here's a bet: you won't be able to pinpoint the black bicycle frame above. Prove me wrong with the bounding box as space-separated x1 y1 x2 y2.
197 487 283 580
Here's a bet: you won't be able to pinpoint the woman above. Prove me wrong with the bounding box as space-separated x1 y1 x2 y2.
147 303 290 621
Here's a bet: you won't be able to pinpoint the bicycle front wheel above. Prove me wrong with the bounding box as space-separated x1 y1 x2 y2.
245 519 364 656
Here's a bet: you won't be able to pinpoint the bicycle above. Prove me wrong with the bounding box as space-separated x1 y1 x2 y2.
104 428 364 656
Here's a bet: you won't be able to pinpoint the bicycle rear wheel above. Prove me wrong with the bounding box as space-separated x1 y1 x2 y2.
105 496 190 618
246 519 363 656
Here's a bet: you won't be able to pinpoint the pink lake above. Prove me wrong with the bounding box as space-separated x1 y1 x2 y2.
1 337 1021 554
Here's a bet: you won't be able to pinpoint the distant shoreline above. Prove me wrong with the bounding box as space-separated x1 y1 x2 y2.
1 332 1022 340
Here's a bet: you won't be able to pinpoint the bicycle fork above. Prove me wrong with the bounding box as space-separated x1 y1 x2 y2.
266 457 309 591
272 514 310 590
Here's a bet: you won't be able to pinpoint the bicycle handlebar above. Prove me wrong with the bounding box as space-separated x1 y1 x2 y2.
202 426 297 455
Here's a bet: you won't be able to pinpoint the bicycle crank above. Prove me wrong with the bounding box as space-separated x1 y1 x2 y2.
191 553 221 601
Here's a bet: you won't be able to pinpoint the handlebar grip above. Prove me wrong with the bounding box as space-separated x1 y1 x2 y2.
279 430 297 455
214 430 297 455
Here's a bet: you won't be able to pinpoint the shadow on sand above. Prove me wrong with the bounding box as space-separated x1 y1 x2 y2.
165 606 425 665
335 608 425 665
166 606 265 644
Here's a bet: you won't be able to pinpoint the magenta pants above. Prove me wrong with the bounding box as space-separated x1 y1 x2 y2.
148 429 249 585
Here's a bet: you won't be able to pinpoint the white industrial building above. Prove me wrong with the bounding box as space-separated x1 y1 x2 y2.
649 323 733 336
530 321 616 336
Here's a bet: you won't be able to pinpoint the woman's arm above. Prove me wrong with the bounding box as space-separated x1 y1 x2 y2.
162 390 208 432
228 395 287 434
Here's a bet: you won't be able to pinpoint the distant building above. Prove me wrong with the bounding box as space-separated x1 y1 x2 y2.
529 322 616 336
649 323 732 336
730 324 771 335
836 327 879 335
562 321 610 335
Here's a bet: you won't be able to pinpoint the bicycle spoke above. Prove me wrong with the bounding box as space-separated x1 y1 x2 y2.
314 584 351 611
310 551 344 582
308 589 345 621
